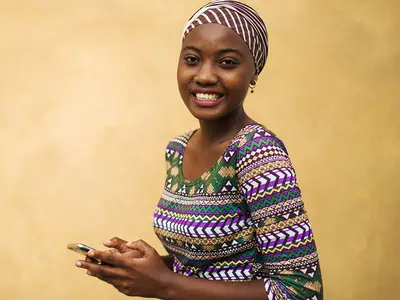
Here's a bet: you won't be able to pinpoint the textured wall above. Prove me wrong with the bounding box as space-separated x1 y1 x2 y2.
0 1 398 299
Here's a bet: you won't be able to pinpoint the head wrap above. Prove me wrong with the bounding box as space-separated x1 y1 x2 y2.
182 0 268 75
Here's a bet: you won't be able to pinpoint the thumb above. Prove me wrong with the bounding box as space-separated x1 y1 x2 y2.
126 239 156 257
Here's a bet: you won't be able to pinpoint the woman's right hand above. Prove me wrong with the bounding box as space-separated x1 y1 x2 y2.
85 237 143 264
103 237 144 258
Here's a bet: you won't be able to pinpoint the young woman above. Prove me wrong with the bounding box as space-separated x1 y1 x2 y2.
76 1 323 299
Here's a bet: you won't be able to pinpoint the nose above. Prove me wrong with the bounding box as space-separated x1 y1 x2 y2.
194 61 218 86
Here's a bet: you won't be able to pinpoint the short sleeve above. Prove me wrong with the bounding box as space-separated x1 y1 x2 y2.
236 132 323 299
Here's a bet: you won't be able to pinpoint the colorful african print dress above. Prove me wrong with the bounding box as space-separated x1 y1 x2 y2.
153 123 323 299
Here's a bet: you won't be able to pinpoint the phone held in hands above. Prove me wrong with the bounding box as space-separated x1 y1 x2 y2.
67 243 104 265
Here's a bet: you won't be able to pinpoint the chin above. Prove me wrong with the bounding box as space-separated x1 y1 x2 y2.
192 114 223 121
188 108 230 122
183 97 238 122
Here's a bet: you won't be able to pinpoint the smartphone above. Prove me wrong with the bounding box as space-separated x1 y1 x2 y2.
67 243 103 265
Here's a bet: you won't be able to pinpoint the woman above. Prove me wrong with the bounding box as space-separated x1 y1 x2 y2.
76 1 323 299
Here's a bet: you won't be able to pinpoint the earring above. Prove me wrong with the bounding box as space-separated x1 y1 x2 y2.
249 80 257 94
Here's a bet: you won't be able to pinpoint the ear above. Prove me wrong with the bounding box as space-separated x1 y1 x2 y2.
250 75 259 86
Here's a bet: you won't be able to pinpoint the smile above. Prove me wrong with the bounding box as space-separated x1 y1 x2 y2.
195 93 220 101
191 92 224 107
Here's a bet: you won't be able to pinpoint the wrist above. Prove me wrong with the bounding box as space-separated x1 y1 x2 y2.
158 270 179 300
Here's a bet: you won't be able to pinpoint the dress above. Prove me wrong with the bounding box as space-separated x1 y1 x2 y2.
153 123 323 299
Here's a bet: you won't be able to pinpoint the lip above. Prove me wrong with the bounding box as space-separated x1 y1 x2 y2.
190 89 225 108
190 93 225 107
191 89 224 96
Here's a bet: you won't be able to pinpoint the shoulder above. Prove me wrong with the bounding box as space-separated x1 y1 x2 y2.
234 123 288 155
164 129 196 160
234 124 292 175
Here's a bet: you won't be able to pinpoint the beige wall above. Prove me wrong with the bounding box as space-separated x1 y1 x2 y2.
0 1 399 299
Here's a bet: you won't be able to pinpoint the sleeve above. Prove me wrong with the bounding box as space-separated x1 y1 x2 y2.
236 133 323 300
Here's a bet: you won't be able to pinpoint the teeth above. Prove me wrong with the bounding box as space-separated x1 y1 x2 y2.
195 93 219 101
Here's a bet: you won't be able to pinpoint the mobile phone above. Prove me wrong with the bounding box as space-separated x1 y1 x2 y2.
67 243 103 265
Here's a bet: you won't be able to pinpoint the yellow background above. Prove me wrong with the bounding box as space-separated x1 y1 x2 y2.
0 0 399 299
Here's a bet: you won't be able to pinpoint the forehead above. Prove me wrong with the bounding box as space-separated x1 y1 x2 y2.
182 23 251 55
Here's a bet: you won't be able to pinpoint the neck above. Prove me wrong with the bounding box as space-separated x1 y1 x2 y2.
198 107 254 145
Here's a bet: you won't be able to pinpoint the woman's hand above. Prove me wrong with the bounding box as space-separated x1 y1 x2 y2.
84 237 142 264
102 236 143 255
76 239 173 299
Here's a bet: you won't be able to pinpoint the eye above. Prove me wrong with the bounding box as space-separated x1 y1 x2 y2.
184 55 200 65
220 58 239 67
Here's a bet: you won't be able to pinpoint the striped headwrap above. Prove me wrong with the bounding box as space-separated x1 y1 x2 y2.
182 0 268 75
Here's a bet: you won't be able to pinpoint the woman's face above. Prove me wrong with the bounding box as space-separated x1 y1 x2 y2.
177 23 257 121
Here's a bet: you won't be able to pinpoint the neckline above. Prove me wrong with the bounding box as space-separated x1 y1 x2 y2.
177 122 260 185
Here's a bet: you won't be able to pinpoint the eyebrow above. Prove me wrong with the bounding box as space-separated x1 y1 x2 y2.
182 46 244 57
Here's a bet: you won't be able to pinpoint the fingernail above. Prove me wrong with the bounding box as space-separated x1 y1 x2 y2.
76 261 82 267
87 250 94 256
104 240 112 245
87 271 91 276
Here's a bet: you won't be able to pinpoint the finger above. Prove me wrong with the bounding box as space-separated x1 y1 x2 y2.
121 249 143 259
87 249 129 267
85 256 99 264
76 259 125 281
89 271 121 286
104 237 127 247
105 248 120 255
104 237 130 253
126 239 156 257
104 243 143 259
91 273 120 286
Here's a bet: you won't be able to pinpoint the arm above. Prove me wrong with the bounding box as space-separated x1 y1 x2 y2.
103 237 175 270
78 240 267 299
235 132 323 299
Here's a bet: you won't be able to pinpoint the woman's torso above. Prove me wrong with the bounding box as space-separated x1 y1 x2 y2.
153 123 268 281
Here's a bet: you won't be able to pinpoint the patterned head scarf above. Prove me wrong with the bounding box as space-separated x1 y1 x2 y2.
182 0 268 75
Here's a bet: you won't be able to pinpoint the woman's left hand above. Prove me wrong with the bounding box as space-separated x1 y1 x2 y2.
76 240 173 298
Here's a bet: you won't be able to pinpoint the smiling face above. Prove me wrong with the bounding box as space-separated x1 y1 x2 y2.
177 23 257 121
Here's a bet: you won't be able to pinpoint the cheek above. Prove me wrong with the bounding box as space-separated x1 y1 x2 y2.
177 65 191 89
177 67 194 104
223 73 250 95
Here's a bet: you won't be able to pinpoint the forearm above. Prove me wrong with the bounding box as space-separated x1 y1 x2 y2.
162 272 265 300
161 255 174 270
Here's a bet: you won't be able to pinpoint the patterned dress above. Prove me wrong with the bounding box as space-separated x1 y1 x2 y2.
153 123 323 299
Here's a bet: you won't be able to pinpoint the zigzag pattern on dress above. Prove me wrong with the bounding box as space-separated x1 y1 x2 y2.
154 209 252 235
258 221 314 250
154 123 323 299
196 263 253 281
